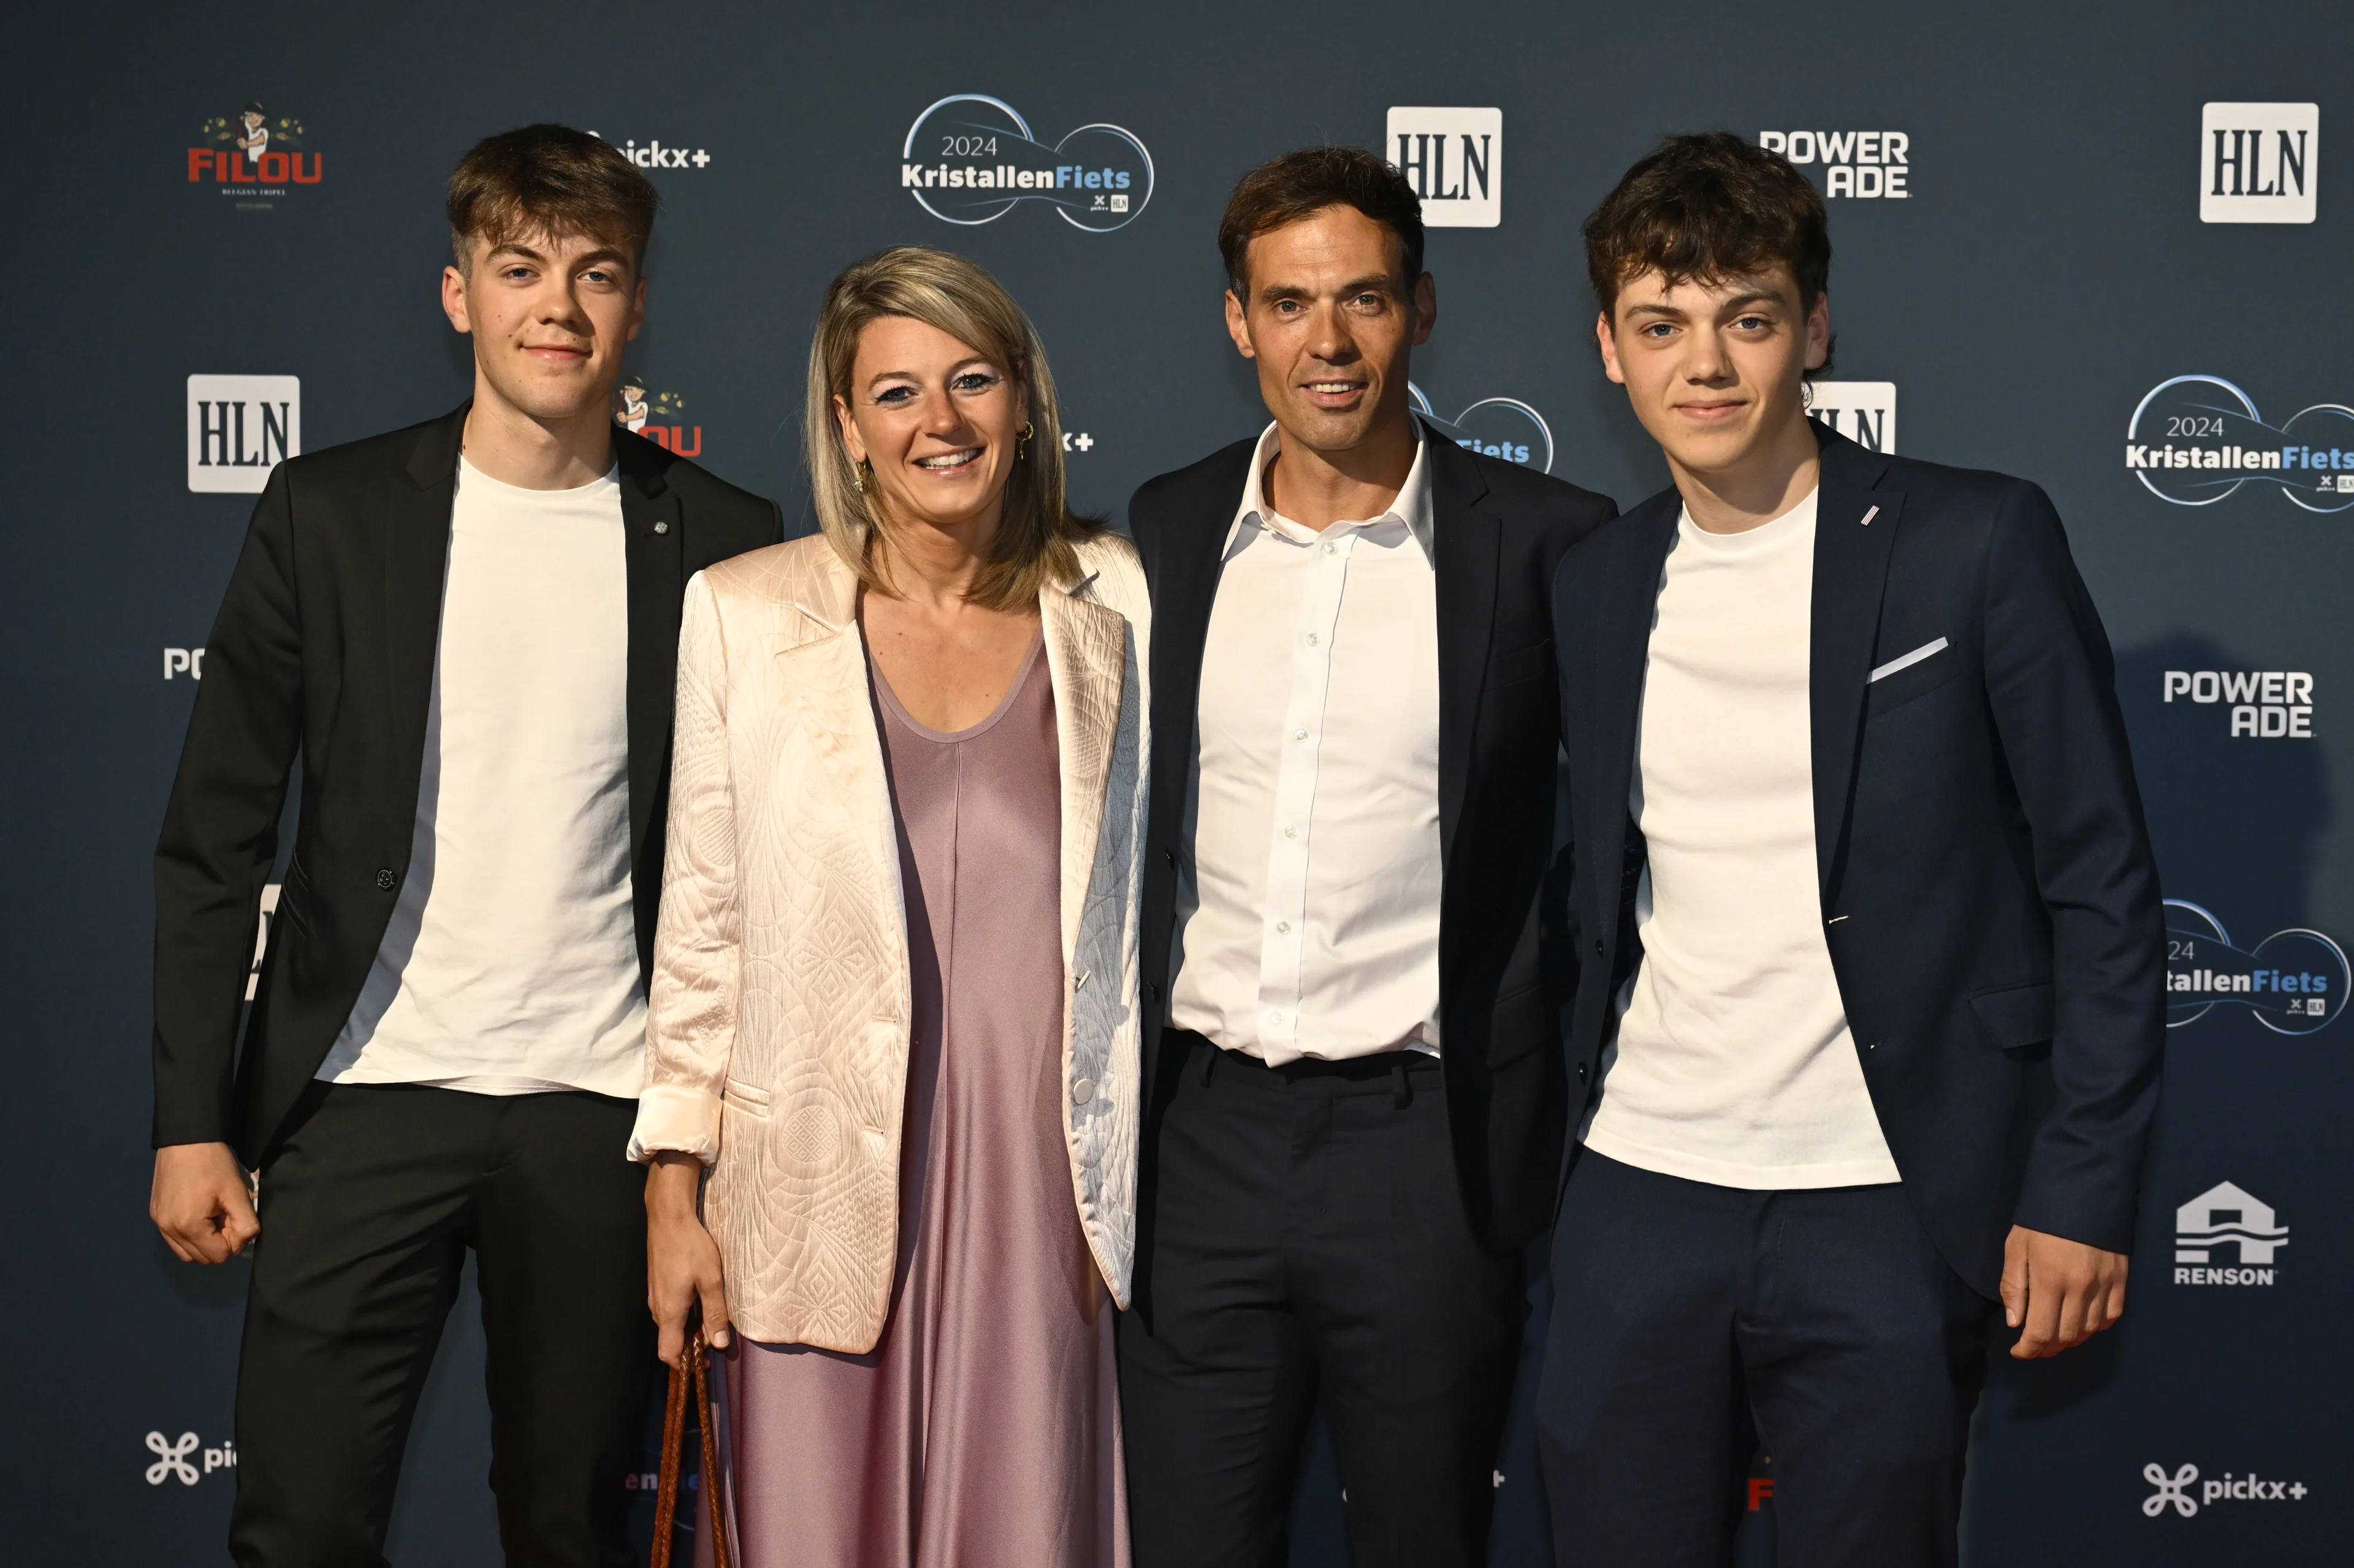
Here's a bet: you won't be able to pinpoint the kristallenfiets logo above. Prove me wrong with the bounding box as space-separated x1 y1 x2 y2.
1409 384 1552 472
2126 375 2354 512
901 94 1151 231
1387 108 1501 227
187 101 321 209
615 373 702 457
2164 899 2345 1033
1758 130 1910 199
2173 1181 2288 1286
188 375 299 494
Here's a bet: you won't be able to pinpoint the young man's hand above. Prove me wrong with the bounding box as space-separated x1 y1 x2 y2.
646 1151 732 1368
151 1142 260 1263
2000 1225 2128 1359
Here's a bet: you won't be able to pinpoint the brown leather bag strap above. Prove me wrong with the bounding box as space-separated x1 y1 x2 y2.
649 1330 727 1568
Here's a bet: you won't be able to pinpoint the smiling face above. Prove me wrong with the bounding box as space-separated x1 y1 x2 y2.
1598 265 1829 485
834 314 1028 544
441 227 646 425
1225 204 1434 459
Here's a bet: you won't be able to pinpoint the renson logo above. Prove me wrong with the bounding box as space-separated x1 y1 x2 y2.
2126 376 2354 513
2164 899 2345 1034
899 94 1151 232
2173 1180 2288 1287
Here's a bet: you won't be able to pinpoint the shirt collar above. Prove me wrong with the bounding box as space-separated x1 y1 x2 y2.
1222 417 1437 564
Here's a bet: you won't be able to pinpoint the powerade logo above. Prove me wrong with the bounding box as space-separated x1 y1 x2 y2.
2164 899 2345 1033
901 94 1152 232
2126 376 2354 512
1409 384 1553 473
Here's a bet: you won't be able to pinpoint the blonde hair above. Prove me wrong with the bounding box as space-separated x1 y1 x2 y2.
806 246 1100 610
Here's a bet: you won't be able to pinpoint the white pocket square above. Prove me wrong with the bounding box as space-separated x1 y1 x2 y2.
1870 637 1949 683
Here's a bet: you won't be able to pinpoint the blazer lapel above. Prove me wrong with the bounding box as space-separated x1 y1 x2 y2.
1581 491 1678 940
1808 430 1904 902
616 433 685 868
1147 457 1248 827
1042 578 1130 967
1427 440 1500 869
384 405 467 792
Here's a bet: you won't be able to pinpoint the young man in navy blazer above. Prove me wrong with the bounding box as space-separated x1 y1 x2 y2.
1119 148 1615 1568
1539 132 2164 1566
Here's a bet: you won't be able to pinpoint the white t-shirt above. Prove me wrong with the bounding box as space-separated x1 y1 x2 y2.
1581 487 1902 1188
316 456 645 1097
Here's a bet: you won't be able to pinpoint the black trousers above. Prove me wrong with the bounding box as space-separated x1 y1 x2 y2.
229 1083 653 1568
1537 1151 1995 1568
1118 1032 1526 1568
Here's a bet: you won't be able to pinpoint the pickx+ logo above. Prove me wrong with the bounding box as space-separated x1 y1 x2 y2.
2142 1461 2308 1517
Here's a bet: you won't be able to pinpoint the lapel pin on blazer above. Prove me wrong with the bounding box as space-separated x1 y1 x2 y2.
1860 505 1881 527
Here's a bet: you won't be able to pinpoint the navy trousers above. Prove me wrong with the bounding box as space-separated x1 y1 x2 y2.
1538 1151 1994 1568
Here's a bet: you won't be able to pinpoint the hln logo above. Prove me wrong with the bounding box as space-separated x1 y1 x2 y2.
1805 381 1896 453
188 375 300 493
2201 103 2318 224
1386 107 1501 228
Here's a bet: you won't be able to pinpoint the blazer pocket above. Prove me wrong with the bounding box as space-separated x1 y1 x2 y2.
1866 641 1963 715
1490 639 1555 688
722 1078 772 1119
1968 981 2056 1052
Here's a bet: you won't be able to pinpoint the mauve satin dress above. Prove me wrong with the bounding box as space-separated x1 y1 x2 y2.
700 634 1129 1568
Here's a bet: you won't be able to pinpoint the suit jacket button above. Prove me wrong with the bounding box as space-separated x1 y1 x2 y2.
653 520 670 535
375 869 397 891
1577 1062 1590 1084
1593 939 1605 957
1071 1078 1095 1105
1164 848 1176 868
1148 983 1162 1002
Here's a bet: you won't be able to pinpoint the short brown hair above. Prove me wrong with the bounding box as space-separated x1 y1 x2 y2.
806 247 1102 612
1218 147 1425 303
445 124 660 272
1583 131 1831 321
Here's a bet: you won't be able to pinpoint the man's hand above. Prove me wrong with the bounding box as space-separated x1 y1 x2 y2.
646 1152 732 1368
151 1142 260 1263
2000 1225 2128 1359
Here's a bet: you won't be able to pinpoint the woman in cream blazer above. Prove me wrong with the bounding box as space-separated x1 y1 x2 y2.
631 248 1148 1567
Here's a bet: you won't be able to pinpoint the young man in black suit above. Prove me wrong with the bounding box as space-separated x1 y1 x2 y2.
148 125 780 1566
1540 132 2164 1567
1118 147 1617 1568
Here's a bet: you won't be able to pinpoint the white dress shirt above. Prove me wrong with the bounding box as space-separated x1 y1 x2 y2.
1168 421 1443 1065
315 456 647 1098
1581 489 1902 1187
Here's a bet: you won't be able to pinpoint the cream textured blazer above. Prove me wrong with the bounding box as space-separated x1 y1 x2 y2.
628 531 1151 1353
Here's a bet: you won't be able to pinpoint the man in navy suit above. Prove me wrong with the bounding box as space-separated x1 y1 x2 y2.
1539 132 2164 1567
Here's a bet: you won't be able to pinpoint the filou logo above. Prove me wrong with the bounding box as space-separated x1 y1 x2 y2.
2200 103 2317 224
186 101 321 208
1758 131 1909 198
2162 669 2314 738
1386 108 1501 228
188 376 300 494
615 377 701 457
2174 1180 2287 1286
1804 382 1896 452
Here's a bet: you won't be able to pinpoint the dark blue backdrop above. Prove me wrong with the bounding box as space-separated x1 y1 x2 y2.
6 2 2348 1561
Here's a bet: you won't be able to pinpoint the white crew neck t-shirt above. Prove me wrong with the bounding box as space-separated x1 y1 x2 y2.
1581 487 1902 1189
317 455 646 1098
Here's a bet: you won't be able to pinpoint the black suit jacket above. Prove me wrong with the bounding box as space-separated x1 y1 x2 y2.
1551 427 2165 1298
1130 432 1617 1260
153 403 783 1164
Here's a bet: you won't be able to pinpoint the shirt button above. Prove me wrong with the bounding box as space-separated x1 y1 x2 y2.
375 869 398 891
1284 826 1298 839
1276 921 1291 934
1322 542 1336 555
1293 729 1308 742
1070 1078 1095 1105
1267 1011 1283 1024
1305 632 1319 646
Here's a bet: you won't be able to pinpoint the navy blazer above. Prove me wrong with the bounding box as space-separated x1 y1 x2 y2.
1131 433 1616 1258
1550 426 2164 1299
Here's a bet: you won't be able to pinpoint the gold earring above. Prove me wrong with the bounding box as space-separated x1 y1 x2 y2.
1017 421 1035 460
850 459 867 494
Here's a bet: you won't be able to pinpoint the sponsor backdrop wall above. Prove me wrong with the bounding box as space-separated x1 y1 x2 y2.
4 1 2345 1561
